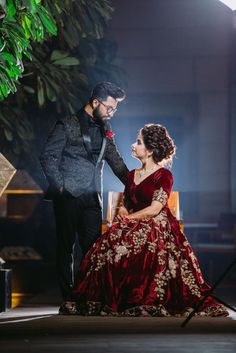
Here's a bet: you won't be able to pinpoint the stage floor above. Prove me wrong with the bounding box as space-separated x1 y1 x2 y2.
0 302 236 353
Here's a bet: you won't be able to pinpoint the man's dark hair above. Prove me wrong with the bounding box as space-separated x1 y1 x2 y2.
90 82 125 102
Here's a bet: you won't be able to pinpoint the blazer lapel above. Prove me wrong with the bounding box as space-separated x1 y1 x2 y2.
96 128 107 166
77 109 94 164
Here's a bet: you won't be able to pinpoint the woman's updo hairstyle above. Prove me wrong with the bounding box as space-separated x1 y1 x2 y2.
141 124 176 165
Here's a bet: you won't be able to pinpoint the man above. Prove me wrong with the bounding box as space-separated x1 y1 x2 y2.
40 82 128 314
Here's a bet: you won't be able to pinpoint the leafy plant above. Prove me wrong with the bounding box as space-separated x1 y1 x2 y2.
0 0 57 100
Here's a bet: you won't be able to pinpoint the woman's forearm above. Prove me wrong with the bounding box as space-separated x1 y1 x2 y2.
128 204 163 220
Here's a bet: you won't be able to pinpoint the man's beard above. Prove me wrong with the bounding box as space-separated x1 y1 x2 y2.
93 106 109 125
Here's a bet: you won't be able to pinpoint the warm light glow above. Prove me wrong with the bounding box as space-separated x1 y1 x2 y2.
218 0 236 10
11 293 31 308
4 189 44 194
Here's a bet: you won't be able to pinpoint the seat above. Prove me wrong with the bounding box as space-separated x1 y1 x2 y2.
106 190 180 227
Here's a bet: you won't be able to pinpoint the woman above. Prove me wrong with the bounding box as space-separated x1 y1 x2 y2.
72 124 228 317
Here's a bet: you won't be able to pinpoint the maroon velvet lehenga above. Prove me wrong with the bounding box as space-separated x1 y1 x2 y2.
73 168 228 317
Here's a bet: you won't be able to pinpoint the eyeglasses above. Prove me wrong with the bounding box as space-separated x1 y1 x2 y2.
97 99 117 114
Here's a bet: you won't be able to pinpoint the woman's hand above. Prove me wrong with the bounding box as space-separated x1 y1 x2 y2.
116 206 128 221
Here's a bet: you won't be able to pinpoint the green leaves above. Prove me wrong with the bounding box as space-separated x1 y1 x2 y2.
7 0 16 17
33 48 81 109
37 5 57 36
43 0 113 49
52 56 80 66
0 0 57 100
0 51 18 99
37 75 44 106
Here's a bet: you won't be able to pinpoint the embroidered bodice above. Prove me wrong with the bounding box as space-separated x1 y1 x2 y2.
124 168 173 212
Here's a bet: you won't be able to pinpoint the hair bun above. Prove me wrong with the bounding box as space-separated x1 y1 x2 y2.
141 124 176 164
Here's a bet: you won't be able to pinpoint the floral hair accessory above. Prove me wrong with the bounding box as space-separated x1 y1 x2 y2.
105 130 115 138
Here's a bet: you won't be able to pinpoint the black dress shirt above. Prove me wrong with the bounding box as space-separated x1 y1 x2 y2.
87 114 103 164
85 112 104 192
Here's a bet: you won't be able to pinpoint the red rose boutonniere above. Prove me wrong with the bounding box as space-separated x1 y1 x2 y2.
105 130 115 138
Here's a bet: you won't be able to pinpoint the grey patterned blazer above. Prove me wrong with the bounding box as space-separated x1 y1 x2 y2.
40 109 129 205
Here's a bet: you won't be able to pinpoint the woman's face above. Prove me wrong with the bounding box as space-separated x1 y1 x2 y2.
131 133 149 160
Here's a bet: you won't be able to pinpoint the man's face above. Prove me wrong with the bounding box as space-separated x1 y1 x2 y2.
92 96 118 122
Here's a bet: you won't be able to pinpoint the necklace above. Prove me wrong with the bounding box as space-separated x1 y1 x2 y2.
138 166 157 178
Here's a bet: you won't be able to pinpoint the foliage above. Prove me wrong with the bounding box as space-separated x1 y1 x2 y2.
0 0 57 100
